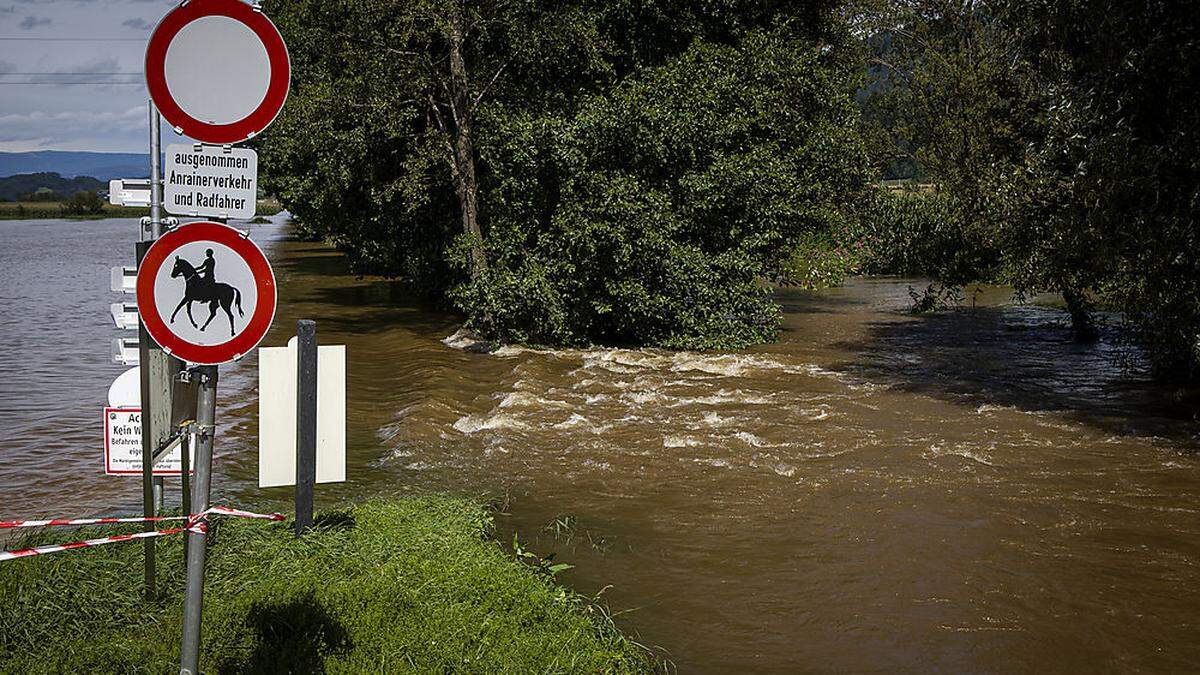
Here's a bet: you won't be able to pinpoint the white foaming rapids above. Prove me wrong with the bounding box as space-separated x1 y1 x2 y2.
925 443 997 467
424 342 883 472
664 435 705 448
735 431 775 447
497 391 573 410
553 413 592 430
453 413 530 434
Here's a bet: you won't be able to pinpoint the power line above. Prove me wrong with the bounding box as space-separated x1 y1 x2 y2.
0 81 144 85
0 37 145 41
0 72 139 76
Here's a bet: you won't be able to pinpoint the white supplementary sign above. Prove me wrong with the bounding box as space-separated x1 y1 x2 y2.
104 407 193 476
164 144 258 220
257 342 346 488
108 178 151 207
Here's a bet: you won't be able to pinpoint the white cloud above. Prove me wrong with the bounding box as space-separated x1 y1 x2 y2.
0 0 224 151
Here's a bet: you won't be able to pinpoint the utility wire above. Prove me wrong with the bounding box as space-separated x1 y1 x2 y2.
0 72 139 75
0 37 146 41
0 81 144 85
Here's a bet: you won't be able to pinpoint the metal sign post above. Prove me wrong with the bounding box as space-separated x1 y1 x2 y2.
150 102 163 240
179 366 217 675
140 1 290 668
136 237 157 600
295 320 317 536
138 101 161 597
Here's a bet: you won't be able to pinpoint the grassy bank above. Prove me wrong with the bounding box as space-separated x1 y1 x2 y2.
0 201 148 220
0 198 284 221
0 496 650 673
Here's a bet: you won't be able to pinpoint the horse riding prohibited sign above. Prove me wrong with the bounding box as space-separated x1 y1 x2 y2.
136 221 276 365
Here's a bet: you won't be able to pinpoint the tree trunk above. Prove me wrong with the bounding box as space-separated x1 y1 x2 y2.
1062 286 1099 342
448 9 487 282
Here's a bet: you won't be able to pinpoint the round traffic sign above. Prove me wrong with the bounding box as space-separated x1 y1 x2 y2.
145 0 290 144
108 366 140 408
136 221 276 365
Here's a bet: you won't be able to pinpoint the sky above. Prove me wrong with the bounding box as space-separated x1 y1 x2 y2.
0 0 198 153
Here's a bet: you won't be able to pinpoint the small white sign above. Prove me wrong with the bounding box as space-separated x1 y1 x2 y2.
258 343 346 488
111 266 137 293
112 338 139 366
108 178 151 207
164 144 258 220
110 302 139 330
104 407 193 476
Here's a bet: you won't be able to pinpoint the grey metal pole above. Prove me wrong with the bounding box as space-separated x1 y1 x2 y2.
295 320 318 537
137 99 165 599
180 425 191 560
136 241 156 599
149 100 163 239
153 477 164 512
179 365 217 675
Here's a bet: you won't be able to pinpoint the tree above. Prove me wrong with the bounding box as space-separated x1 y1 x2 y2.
259 0 611 286
856 1 1036 290
61 190 104 216
261 0 868 349
856 0 1200 378
999 0 1200 375
461 19 867 348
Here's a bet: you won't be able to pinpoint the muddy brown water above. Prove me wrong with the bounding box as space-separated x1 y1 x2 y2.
2 217 1199 672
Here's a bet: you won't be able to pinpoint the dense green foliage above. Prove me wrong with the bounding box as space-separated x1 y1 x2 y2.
461 24 866 348
859 0 1200 378
0 497 650 673
260 0 1198 377
259 0 865 349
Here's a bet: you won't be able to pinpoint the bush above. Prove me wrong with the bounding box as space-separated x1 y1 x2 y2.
455 26 867 349
780 228 865 289
850 188 997 284
61 190 105 216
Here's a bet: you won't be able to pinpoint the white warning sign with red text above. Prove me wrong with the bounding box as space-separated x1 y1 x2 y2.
104 407 193 476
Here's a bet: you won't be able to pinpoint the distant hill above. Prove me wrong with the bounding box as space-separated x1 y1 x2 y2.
0 172 104 201
0 151 148 181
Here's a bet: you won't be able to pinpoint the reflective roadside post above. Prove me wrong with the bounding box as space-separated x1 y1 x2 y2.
295 320 318 536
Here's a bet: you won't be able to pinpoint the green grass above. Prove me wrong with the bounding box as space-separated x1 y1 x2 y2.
0 497 652 674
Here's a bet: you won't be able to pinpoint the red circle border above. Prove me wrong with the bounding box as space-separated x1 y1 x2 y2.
136 222 277 365
146 0 290 144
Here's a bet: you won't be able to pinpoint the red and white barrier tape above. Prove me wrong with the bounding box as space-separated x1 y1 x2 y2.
0 505 285 563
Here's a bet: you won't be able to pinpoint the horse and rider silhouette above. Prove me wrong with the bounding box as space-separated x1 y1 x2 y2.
170 249 244 336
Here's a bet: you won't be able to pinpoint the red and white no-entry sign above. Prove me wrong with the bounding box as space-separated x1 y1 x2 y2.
145 0 290 144
136 221 276 365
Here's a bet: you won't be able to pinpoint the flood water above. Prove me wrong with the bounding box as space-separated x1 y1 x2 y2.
2 218 1199 672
